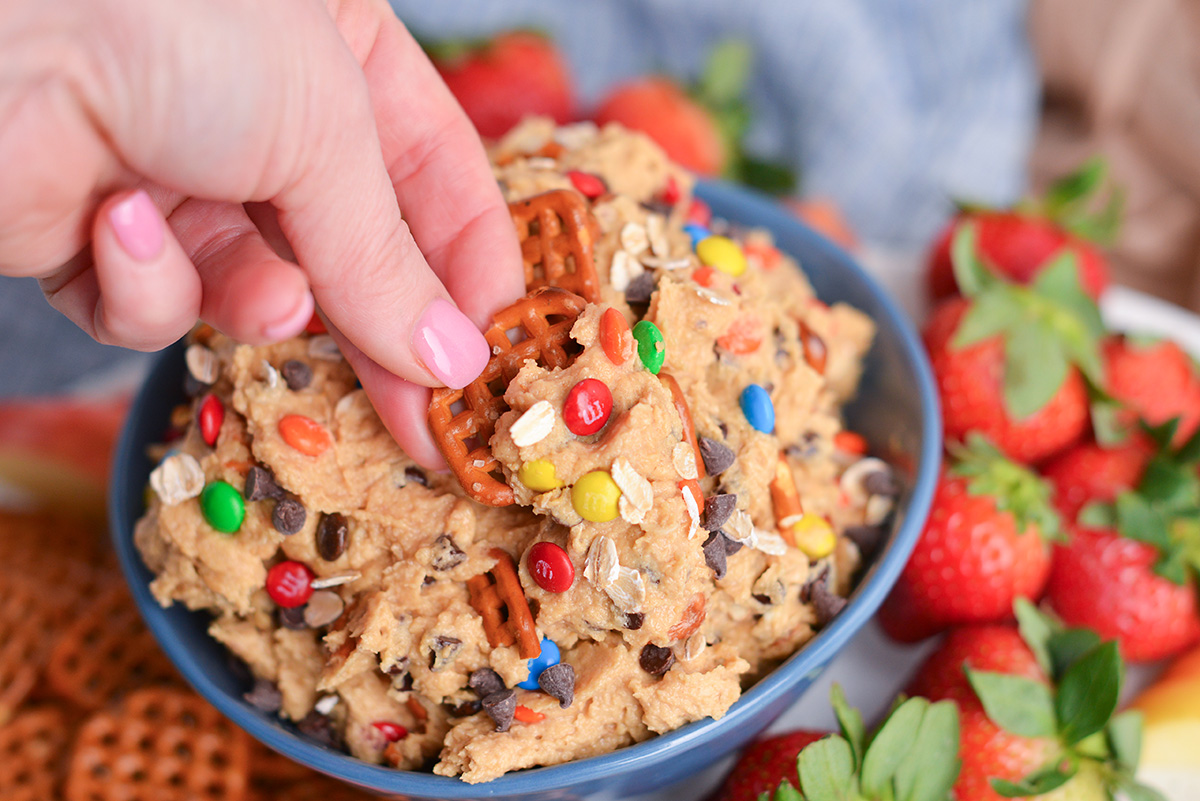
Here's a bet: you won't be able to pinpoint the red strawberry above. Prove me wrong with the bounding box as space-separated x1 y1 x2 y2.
1047 524 1200 663
713 730 826 801
1103 335 1200 445
1040 435 1155 522
595 77 725 175
879 436 1058 642
430 31 573 138
928 158 1119 302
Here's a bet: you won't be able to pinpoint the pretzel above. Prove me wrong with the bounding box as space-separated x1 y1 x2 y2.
668 593 707 641
65 687 250 801
0 575 59 724
509 189 601 302
466 548 541 659
660 372 705 480
46 583 180 710
429 286 587 506
769 452 803 547
0 705 71 801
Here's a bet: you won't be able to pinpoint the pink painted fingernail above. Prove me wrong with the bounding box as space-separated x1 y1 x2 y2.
263 290 315 341
108 190 164 262
412 298 490 389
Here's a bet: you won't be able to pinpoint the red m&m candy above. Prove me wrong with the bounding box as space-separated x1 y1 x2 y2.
266 560 314 608
198 394 224 447
372 721 408 742
567 170 606 200
563 378 612 436
528 541 574 593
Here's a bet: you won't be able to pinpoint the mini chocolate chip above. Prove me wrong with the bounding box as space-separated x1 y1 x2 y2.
702 494 737 531
297 711 342 749
538 663 575 708
702 532 727 579
395 673 414 692
422 575 435 586
281 359 313 391
844 524 885 561
429 635 462 671
272 498 306 535
810 574 848 626
226 655 254 688
277 605 307 630
640 199 673 216
722 532 744 556
243 679 282 713
751 594 772 605
316 512 349 561
864 469 899 497
469 668 506 698
447 700 481 717
622 612 645 630
404 466 429 488
481 689 516 732
625 272 655 305
639 644 675 676
697 437 735 476
384 657 409 677
431 534 466 571
719 422 729 439
245 465 283 502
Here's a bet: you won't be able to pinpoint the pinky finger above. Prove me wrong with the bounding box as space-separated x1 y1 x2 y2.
91 189 202 350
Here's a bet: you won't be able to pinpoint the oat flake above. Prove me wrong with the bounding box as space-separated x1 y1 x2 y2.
149 452 205 506
552 121 599 150
694 287 732 306
724 510 755 544
310 572 361 589
865 494 894 527
683 633 706 662
611 459 652 513
185 344 219 385
752 528 789 556
308 335 342 362
839 457 890 505
640 256 692 271
261 360 280 389
610 250 634 292
672 442 698 480
682 485 701 540
314 695 339 715
525 157 558 170
646 214 670 258
605 566 645 614
583 536 619 587
510 401 555 448
620 222 649 256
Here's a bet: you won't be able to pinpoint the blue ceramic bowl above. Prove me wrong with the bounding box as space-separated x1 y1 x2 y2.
109 181 940 801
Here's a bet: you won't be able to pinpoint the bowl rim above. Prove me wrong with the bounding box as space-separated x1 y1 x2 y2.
108 179 941 796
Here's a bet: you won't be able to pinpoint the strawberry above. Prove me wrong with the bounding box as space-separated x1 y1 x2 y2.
928 159 1120 302
1046 421 1200 662
1102 335 1200 445
784 197 858 252
878 435 1059 643
1040 435 1155 522
907 601 1163 801
428 31 573 138
925 224 1105 464
593 41 795 193
714 686 960 801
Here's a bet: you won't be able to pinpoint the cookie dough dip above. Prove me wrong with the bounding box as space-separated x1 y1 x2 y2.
134 119 896 783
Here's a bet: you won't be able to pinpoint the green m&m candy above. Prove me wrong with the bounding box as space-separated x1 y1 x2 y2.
201 480 245 533
632 320 665 375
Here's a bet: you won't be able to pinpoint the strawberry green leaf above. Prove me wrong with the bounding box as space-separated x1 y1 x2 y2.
1177 427 1200 464
733 156 797 196
1119 780 1169 801
1106 710 1144 774
1047 628 1102 682
1115 492 1172 551
1003 323 1070 421
770 780 803 801
860 696 928 797
952 292 1023 350
1091 396 1129 447
1042 158 1107 219
1138 457 1200 509
830 684 865 768
953 434 1062 541
1029 253 1105 384
1064 186 1124 246
1078 501 1116 529
1056 641 1122 746
797 735 856 801
1153 545 1188 586
697 39 752 108
965 668 1058 739
950 224 996 298
989 764 1076 798
1014 598 1059 677
892 700 961 801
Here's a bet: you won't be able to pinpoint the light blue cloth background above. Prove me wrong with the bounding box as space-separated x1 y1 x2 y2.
0 0 1036 396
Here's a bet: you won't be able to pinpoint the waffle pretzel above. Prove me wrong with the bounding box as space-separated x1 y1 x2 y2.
0 705 71 801
467 548 541 659
429 286 587 506
509 189 601 302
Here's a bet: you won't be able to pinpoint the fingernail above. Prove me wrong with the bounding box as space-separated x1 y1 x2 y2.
412 298 490 389
263 290 315 341
108 190 164 262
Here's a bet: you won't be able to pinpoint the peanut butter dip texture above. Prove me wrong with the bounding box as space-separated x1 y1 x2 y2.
134 120 893 783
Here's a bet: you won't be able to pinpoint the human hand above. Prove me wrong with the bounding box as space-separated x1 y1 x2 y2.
0 0 525 466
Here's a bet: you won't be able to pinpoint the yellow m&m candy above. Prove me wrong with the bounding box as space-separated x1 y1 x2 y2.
519 459 563 492
790 514 836 560
696 235 747 277
571 470 622 523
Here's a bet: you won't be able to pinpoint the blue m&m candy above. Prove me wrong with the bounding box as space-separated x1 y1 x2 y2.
683 223 711 248
518 637 561 689
740 384 775 433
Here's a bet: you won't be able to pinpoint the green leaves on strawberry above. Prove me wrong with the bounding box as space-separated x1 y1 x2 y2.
1029 158 1124 248
753 686 961 801
956 600 1165 801
950 224 1106 421
952 434 1063 544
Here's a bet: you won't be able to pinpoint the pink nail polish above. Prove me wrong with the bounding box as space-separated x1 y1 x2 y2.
412 298 490 389
108 190 164 262
263 290 315 341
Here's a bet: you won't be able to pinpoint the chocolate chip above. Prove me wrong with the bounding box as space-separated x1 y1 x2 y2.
622 612 645 630
422 575 435 586
404 466 429 488
640 199 673 216
446 700 480 717
277 605 307 630
384 656 408 677
272 497 306 535
316 512 349 561
468 668 506 698
639 644 675 676
538 663 575 708
810 573 848 626
723 533 744 556
752 594 772 605
702 493 737 531
431 534 466 571
844 524 885 561
481 689 516 732
702 532 727 579
245 465 283 502
864 469 899 497
625 272 655 305
281 359 313 391
243 679 282 713
429 635 462 671
698 437 735 476
297 711 342 749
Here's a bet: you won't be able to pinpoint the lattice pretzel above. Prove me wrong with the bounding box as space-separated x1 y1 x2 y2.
466 548 541 659
429 286 587 506
509 189 601 302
